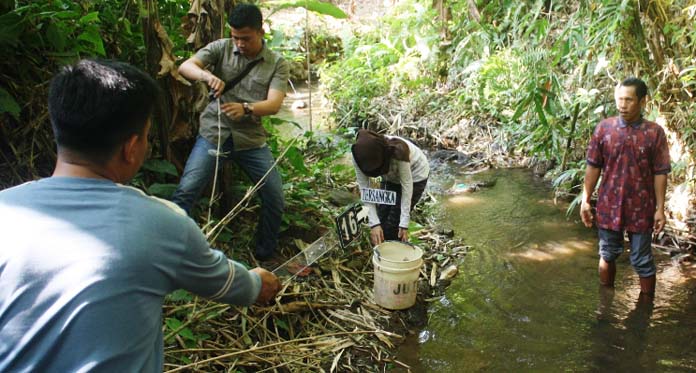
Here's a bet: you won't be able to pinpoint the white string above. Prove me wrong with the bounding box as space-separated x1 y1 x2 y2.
206 97 223 229
205 136 299 242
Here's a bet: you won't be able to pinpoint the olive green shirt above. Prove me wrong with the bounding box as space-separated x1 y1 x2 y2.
196 39 289 150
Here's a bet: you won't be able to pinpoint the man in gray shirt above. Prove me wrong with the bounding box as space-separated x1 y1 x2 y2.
172 3 289 262
0 59 280 372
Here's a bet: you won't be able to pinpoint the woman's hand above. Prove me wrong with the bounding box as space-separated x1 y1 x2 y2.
398 228 409 242
370 225 384 246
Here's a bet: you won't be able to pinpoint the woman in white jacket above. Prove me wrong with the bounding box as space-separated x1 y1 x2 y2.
351 129 429 245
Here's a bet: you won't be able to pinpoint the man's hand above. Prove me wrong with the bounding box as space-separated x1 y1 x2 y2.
581 166 600 229
250 268 280 305
653 208 666 233
202 71 225 98
580 200 594 228
220 102 245 119
370 225 384 246
398 227 409 242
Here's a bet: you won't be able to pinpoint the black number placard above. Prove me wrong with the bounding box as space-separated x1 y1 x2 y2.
335 204 366 249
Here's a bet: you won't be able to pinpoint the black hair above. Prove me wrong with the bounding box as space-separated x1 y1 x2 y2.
48 59 160 164
620 77 648 100
228 3 263 30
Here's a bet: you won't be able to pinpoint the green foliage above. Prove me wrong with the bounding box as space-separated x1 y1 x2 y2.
319 0 439 126
0 87 20 120
268 0 348 19
4 3 106 60
259 116 353 234
131 159 180 199
141 159 179 177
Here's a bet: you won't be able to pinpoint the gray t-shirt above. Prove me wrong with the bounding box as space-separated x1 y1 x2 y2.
197 39 289 150
0 177 261 372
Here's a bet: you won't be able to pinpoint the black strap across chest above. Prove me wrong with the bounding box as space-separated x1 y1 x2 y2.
210 58 262 101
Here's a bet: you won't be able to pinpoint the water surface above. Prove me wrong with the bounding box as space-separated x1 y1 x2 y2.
397 168 696 372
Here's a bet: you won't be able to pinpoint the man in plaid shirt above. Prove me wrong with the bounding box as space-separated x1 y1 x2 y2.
580 77 671 300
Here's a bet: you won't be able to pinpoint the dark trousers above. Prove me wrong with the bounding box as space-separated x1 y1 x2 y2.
377 178 428 240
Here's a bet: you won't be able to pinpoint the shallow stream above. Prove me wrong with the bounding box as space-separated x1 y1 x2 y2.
396 167 696 372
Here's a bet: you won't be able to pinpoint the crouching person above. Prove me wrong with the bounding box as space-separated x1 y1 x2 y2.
351 129 430 245
0 59 280 372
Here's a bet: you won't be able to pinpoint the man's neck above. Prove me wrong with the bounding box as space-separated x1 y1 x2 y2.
246 48 262 59
619 115 643 127
237 42 264 59
52 155 117 182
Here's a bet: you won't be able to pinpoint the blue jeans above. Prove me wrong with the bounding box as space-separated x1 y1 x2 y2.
172 136 284 259
598 228 656 278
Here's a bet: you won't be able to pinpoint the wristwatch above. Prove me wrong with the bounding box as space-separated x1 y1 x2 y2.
242 102 253 115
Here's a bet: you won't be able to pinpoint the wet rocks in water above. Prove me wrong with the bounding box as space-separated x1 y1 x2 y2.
291 100 307 109
451 245 470 255
445 178 497 195
447 183 478 194
439 265 459 281
430 149 471 166
437 228 455 237
436 278 452 291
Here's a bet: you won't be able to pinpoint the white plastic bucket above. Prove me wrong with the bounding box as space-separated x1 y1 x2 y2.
372 241 424 310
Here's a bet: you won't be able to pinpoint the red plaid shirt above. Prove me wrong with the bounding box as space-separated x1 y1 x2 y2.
586 117 671 233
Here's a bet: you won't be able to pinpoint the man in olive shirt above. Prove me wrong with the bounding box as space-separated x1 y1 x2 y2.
172 4 289 262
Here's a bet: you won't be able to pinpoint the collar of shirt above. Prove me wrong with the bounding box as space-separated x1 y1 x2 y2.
618 116 643 128
233 41 268 62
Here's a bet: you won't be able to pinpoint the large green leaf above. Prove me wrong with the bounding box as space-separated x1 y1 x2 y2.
45 10 79 20
46 22 66 52
285 145 309 174
0 87 20 120
79 11 100 24
147 183 179 199
268 0 347 19
77 26 105 56
0 12 23 47
142 159 179 177
533 94 548 127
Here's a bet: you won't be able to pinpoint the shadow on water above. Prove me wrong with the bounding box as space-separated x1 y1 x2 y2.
394 168 696 372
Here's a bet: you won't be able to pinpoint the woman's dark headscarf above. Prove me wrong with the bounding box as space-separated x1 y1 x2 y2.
351 129 409 177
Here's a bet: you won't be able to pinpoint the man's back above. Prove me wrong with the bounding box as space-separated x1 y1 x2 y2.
0 177 257 372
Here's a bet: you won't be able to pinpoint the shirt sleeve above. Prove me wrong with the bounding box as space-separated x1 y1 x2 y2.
352 155 380 227
269 57 289 93
173 219 261 306
586 122 604 168
194 39 225 70
397 161 413 229
653 126 671 174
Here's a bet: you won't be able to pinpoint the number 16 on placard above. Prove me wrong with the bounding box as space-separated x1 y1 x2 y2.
335 204 367 249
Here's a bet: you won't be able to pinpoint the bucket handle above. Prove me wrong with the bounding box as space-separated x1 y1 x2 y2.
374 240 418 262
